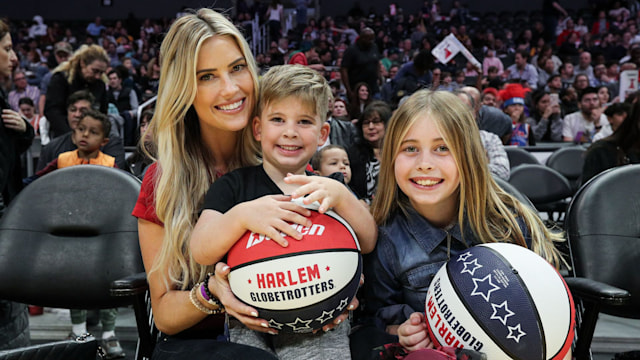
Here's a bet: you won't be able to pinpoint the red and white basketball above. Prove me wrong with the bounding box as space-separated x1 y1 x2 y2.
227 200 362 333
425 243 575 360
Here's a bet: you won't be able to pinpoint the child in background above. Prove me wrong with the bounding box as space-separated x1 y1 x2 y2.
502 83 535 146
311 144 352 184
190 65 376 359
28 108 124 358
32 109 115 177
357 90 565 356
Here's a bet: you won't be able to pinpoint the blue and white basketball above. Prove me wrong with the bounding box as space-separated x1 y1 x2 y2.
425 243 575 360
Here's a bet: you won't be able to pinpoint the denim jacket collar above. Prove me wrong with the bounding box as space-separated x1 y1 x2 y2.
402 206 476 255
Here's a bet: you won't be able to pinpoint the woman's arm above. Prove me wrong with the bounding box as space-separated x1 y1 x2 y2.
139 219 276 334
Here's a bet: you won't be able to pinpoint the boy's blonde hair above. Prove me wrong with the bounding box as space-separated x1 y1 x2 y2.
257 64 332 122
371 90 565 269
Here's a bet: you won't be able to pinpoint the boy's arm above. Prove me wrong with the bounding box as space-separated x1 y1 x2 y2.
285 174 378 254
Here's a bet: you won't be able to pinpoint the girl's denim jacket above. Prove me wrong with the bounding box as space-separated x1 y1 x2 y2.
363 207 531 327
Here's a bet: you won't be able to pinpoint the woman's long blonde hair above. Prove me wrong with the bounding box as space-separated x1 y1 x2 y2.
52 44 109 84
149 8 260 290
371 90 564 268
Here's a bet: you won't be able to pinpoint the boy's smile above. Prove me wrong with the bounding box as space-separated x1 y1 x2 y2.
254 97 329 176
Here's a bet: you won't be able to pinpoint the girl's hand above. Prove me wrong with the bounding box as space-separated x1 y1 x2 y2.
284 174 346 214
209 262 279 334
240 194 312 247
397 312 434 352
2 109 27 133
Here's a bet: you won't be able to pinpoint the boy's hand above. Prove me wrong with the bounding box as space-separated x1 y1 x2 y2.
285 173 346 213
397 312 434 352
240 194 312 247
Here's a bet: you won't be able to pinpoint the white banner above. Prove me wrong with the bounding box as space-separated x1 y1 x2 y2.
431 33 481 70
619 70 639 101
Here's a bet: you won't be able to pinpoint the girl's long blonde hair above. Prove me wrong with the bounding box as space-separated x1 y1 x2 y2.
52 44 109 84
371 90 564 268
148 8 260 290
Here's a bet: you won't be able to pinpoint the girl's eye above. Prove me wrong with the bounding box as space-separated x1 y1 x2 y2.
233 64 247 72
270 117 284 123
403 145 418 153
435 145 449 152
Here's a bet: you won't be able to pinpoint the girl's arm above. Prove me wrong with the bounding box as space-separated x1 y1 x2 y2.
190 195 313 265
285 174 378 254
139 219 275 334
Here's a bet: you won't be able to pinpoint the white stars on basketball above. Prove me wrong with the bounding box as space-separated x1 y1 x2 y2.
336 297 349 312
268 319 284 330
315 310 336 324
286 317 313 332
490 300 515 326
461 258 483 276
506 324 527 343
459 250 526 343
470 275 501 302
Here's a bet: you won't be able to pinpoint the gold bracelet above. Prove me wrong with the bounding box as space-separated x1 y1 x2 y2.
189 283 215 315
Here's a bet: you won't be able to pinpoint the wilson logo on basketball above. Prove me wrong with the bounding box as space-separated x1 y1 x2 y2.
245 223 326 249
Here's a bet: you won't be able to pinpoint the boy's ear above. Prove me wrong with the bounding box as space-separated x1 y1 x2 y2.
318 122 330 146
100 137 110 147
252 116 262 141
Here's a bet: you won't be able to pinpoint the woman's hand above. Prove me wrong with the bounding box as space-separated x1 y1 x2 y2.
397 312 434 352
2 109 27 133
209 262 279 334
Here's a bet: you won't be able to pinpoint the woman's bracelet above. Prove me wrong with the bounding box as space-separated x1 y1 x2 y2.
201 272 225 311
189 284 216 315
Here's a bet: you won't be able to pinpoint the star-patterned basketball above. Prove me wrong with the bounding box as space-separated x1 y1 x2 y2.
227 200 362 333
425 243 575 360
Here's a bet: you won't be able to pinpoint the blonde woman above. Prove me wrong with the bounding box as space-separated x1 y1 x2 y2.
44 44 109 138
357 90 566 356
132 9 348 359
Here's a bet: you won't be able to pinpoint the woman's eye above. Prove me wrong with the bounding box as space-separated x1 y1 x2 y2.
233 64 247 72
199 74 214 81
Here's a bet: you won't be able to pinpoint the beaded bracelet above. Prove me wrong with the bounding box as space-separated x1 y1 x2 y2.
201 272 225 311
189 284 215 315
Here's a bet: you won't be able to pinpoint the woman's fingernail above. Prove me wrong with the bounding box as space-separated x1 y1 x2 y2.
250 311 258 317
269 330 278 335
348 304 355 310
261 322 269 328
222 265 229 272
335 319 342 325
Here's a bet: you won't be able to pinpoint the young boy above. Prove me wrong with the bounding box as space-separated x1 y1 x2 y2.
190 65 376 359
34 109 115 177
311 144 352 185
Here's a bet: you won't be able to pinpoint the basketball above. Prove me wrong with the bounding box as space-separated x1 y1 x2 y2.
227 199 362 333
425 243 575 360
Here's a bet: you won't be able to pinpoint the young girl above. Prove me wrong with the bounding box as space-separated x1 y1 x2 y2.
360 89 564 355
502 83 535 146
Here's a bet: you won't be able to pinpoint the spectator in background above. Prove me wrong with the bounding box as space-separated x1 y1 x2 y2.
482 87 499 108
537 57 558 89
349 82 373 122
18 97 48 144
456 89 510 180
39 41 73 116
563 87 608 143
44 44 109 139
1 19 34 350
560 62 576 89
126 109 155 180
574 73 591 92
505 50 539 89
86 16 106 38
37 90 125 171
575 51 595 82
348 101 390 204
288 43 325 72
526 89 564 142
340 27 381 101
582 100 640 184
592 102 630 142
483 48 503 76
8 70 39 112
